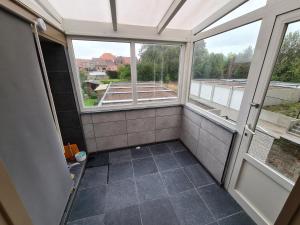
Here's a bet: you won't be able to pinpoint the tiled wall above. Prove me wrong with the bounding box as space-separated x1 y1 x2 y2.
81 105 235 183
180 107 235 183
81 106 182 152
41 41 86 151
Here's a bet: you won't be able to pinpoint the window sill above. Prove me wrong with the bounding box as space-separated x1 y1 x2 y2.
80 100 182 114
185 102 237 133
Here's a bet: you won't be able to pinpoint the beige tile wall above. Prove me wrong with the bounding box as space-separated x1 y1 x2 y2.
180 106 235 183
81 106 182 152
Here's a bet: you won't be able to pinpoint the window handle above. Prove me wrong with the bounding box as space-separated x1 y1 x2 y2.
245 124 256 136
250 102 260 108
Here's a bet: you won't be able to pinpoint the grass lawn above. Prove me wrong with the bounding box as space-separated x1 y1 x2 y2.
263 102 300 118
101 79 128 84
84 98 98 107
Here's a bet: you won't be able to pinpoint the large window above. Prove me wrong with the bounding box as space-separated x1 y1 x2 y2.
73 40 132 107
72 40 181 109
189 21 262 122
135 43 180 102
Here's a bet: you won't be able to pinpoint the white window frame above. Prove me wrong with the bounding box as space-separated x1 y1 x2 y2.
185 1 269 131
67 36 185 113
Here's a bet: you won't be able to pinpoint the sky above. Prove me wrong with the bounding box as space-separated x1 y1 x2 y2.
203 20 262 56
72 40 131 59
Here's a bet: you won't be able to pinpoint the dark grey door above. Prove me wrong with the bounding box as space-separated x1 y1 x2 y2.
0 9 72 225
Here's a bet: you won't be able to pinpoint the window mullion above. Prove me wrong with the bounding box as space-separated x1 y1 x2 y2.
130 42 138 104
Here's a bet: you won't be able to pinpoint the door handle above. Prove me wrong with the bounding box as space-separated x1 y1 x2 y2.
245 124 255 135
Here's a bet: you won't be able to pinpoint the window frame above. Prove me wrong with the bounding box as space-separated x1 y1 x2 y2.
67 37 185 113
185 2 267 129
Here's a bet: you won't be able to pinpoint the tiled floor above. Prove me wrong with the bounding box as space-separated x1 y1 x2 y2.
67 141 256 225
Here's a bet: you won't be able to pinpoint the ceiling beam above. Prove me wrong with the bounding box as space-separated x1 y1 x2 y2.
109 0 117 31
157 0 186 34
63 19 191 42
192 0 247 35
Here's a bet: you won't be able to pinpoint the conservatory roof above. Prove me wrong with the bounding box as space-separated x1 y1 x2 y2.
29 0 236 32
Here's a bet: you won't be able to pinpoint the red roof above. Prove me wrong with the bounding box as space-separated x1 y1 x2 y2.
100 53 116 62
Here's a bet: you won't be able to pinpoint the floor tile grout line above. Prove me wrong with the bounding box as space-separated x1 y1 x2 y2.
150 146 171 197
150 146 183 225
96 143 244 225
216 209 244 222
181 165 220 225
130 157 144 225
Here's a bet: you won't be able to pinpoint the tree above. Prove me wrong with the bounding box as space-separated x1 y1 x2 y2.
118 64 131 80
192 42 254 80
272 31 300 82
192 40 209 78
106 70 118 79
136 44 180 82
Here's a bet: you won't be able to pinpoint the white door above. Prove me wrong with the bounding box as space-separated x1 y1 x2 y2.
229 10 300 225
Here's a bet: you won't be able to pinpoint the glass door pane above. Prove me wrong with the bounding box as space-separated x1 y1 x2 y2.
248 21 300 183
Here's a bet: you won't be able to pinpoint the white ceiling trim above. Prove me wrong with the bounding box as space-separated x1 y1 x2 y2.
157 0 186 34
109 0 117 31
192 0 248 35
63 19 192 42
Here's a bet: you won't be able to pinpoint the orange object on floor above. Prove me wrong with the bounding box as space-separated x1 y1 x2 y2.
64 143 80 161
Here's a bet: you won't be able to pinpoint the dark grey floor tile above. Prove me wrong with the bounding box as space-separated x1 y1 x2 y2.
170 190 215 225
105 179 138 212
197 184 241 219
68 185 106 221
132 157 158 177
218 211 256 225
149 143 171 155
104 205 142 225
87 152 109 168
79 167 108 190
184 164 215 187
174 151 198 167
136 173 168 202
162 168 194 195
109 161 133 182
109 149 132 164
67 214 104 225
154 153 180 171
167 141 187 152
131 146 151 159
140 198 180 225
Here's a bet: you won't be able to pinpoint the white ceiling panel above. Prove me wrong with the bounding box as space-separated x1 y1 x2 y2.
116 0 174 26
167 0 232 29
48 0 111 22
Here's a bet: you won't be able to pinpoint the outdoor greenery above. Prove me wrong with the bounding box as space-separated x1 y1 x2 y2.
263 30 300 117
192 40 254 79
101 79 127 84
136 45 180 82
84 98 98 106
263 102 300 118
105 45 181 82
272 31 300 82
192 30 300 82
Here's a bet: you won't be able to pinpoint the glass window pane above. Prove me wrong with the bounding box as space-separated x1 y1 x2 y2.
135 43 180 103
203 0 267 32
72 40 132 108
249 21 300 183
189 21 261 122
